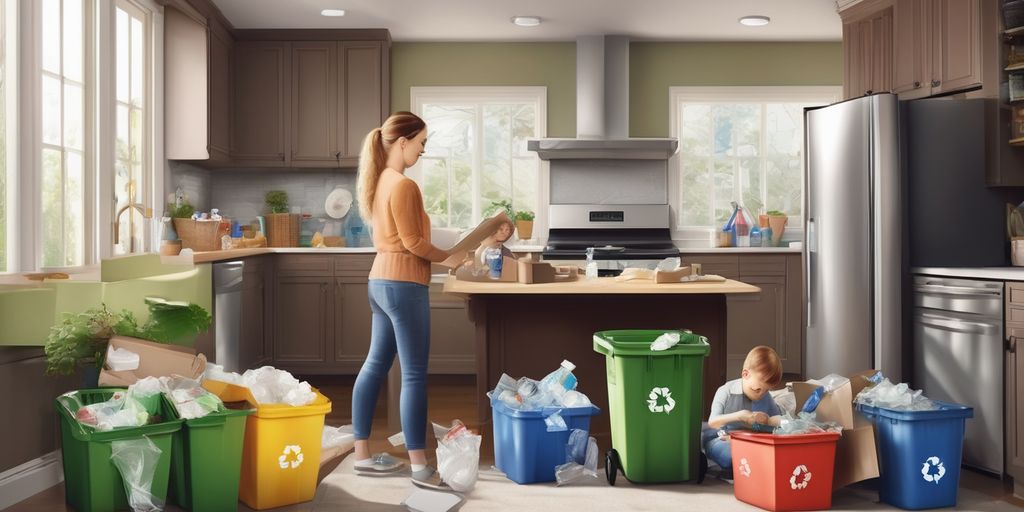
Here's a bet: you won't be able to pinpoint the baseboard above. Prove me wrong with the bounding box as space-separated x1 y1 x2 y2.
0 451 64 510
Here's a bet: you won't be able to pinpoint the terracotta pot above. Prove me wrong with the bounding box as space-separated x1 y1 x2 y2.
768 215 788 247
515 220 534 240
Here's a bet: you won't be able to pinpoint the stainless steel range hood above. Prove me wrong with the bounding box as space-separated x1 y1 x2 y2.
528 35 678 160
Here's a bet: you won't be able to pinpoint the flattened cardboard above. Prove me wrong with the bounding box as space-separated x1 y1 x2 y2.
98 335 207 386
792 380 855 430
438 212 512 269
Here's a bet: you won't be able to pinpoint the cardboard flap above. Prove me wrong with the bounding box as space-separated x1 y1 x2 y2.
438 212 512 269
833 422 879 488
792 380 855 430
98 335 206 386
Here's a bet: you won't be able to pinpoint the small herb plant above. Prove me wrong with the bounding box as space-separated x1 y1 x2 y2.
168 201 195 219
265 191 290 214
513 210 535 222
484 199 514 220
766 210 787 217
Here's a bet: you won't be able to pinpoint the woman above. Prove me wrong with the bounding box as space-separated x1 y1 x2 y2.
351 111 450 490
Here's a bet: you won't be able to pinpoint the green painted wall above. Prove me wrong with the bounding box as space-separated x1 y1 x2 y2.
391 42 843 139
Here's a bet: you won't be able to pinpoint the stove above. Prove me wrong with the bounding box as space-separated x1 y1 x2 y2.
541 205 679 276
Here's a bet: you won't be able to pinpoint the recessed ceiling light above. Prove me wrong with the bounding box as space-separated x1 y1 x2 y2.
511 16 541 27
321 9 346 17
739 15 770 26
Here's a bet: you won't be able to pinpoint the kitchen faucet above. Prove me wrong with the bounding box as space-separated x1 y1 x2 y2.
113 180 152 251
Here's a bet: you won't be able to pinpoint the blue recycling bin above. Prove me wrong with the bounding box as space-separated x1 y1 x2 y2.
491 401 600 484
856 400 973 510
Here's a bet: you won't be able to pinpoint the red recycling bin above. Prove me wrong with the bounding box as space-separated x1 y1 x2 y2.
730 431 841 512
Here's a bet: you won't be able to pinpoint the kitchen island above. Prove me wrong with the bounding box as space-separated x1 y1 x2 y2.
443 275 760 444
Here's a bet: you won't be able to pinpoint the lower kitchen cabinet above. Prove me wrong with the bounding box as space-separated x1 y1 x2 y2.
334 277 373 373
1005 285 1024 485
273 275 332 364
239 256 270 369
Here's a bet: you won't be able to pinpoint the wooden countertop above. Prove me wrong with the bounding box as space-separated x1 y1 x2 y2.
442 275 760 296
190 247 376 263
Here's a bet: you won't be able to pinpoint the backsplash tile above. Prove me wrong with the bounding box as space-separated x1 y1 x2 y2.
208 170 357 224
166 161 212 212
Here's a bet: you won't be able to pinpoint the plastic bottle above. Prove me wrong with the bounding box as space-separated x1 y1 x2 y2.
540 360 578 398
515 378 543 409
485 247 503 279
750 225 762 247
585 247 598 279
800 386 827 413
735 206 751 247
723 203 739 246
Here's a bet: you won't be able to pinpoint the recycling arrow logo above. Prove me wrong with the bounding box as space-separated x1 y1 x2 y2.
921 456 946 484
647 387 676 414
789 464 812 490
738 458 752 477
278 445 304 470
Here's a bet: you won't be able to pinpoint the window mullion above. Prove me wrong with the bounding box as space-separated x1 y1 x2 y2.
471 103 482 225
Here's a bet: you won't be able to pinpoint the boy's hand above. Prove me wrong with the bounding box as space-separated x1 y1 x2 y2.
751 412 770 425
736 410 757 425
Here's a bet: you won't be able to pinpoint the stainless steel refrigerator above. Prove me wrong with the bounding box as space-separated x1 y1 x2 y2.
804 93 904 381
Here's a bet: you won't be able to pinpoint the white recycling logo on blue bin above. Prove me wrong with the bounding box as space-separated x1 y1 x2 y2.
647 387 676 414
921 456 946 484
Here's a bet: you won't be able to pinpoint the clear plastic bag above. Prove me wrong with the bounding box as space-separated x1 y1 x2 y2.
544 410 568 432
556 430 599 486
202 365 315 406
433 420 481 493
161 376 222 419
650 331 681 351
322 424 355 451
774 412 843 435
854 378 938 411
74 391 150 431
110 437 164 512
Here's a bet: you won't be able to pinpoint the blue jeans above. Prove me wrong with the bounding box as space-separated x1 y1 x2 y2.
352 279 431 450
702 424 733 470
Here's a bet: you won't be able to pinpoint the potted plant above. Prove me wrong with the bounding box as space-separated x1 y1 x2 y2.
265 190 298 247
767 210 788 247
484 199 514 221
514 210 535 240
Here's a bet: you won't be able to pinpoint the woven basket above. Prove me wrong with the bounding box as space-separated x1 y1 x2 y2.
266 213 300 247
172 218 221 252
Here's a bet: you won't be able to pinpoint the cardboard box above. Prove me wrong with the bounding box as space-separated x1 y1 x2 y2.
438 212 512 269
792 370 881 488
98 335 207 386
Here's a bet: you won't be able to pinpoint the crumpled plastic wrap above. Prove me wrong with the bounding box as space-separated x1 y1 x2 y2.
773 412 844 436
161 376 223 419
110 437 164 512
433 420 481 493
488 372 593 411
322 424 355 451
544 410 567 432
105 345 141 371
854 378 938 411
203 364 316 406
556 429 599 486
650 332 681 351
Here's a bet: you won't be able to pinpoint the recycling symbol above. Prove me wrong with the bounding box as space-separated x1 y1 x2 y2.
789 464 812 490
738 458 752 477
921 456 946 484
278 445 304 470
647 387 676 414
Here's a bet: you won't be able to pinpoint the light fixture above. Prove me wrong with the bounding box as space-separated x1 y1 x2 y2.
321 9 346 17
511 16 541 27
739 15 770 26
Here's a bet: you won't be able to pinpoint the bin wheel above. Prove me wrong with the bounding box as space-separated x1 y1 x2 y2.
605 449 620 486
697 452 708 484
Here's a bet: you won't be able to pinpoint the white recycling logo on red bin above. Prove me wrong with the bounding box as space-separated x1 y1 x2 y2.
738 458 752 477
647 387 676 414
278 444 304 470
790 464 812 490
921 456 946 484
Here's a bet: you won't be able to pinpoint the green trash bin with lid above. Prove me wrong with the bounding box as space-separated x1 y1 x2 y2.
593 329 710 485
167 403 254 512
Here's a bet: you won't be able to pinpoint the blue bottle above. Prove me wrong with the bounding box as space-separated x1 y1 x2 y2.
750 225 762 247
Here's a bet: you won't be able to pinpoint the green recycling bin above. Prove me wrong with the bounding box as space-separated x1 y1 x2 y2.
168 404 254 512
56 389 183 512
593 329 710 485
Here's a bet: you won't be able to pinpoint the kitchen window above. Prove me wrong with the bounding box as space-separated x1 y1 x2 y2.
410 86 546 232
0 0 11 272
669 86 841 242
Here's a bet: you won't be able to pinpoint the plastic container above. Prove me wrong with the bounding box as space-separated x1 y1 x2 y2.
55 389 183 512
168 404 254 512
857 400 974 510
204 381 332 510
491 400 600 484
730 431 842 512
593 329 710 484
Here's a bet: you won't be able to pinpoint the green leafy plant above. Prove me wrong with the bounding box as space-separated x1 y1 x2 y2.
168 201 195 219
513 210 535 222
44 298 212 376
766 210 787 217
265 191 289 214
483 199 513 220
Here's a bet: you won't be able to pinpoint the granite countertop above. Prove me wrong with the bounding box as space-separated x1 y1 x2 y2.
442 275 761 296
913 267 1024 281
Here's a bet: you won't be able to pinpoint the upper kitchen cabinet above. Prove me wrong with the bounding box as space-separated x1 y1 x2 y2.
233 41 291 165
338 42 387 165
932 0 984 94
842 6 892 99
164 3 233 163
291 42 338 164
892 0 930 99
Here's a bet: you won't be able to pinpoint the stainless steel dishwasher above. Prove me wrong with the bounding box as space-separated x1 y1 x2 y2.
913 275 1003 475
212 260 244 372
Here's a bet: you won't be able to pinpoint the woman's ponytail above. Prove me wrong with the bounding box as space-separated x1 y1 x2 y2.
357 127 387 222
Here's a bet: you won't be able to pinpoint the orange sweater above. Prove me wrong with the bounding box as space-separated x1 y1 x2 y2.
368 169 448 285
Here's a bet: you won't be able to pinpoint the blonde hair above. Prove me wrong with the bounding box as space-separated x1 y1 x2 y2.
743 345 783 388
356 111 426 222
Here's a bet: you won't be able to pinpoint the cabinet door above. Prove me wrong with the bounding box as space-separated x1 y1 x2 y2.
233 42 289 163
726 276 788 377
291 42 337 163
870 8 893 95
892 0 930 98
843 21 865 99
339 42 383 160
334 277 372 374
239 271 266 369
932 0 982 94
273 276 331 363
207 18 232 160
1008 325 1024 481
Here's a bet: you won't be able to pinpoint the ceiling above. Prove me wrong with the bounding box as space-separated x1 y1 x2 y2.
212 0 843 42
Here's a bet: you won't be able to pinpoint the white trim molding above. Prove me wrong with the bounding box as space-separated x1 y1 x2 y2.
0 450 64 510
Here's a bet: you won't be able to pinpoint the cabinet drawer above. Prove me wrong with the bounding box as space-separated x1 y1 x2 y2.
335 254 375 275
681 254 739 280
1008 282 1024 305
275 254 333 276
1007 323 1024 341
1009 306 1024 325
739 255 788 277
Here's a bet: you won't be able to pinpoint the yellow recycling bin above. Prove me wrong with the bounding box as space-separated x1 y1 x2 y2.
204 380 332 510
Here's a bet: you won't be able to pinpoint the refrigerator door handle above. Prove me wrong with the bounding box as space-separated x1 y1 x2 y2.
806 217 816 327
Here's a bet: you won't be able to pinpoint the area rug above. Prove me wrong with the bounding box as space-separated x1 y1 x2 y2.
277 455 1021 512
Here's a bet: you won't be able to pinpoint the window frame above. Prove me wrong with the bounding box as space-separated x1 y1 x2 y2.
668 85 842 246
0 0 16 273
409 86 548 240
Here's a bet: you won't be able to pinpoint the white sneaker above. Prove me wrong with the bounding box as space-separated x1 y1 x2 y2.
354 453 405 475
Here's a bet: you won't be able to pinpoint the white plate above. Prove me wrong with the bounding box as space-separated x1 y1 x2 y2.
325 187 354 219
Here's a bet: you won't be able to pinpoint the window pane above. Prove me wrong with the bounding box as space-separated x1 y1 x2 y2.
766 104 802 158
766 157 803 217
116 103 129 161
713 160 735 225
0 5 5 272
41 148 63 267
63 0 83 82
681 104 711 156
65 151 83 266
64 82 83 151
740 158 763 215
681 157 711 227
42 75 61 145
130 107 142 163
41 0 61 74
116 8 129 103
482 104 512 209
131 16 144 106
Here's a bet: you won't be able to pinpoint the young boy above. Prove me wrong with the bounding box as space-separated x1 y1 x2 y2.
702 345 784 481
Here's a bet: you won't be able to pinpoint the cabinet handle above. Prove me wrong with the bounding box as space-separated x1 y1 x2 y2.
865 90 873 96
1011 336 1019 354
321 283 327 294
913 81 921 88
931 79 941 87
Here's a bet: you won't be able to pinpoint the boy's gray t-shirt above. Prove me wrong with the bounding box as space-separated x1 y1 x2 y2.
705 378 781 433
